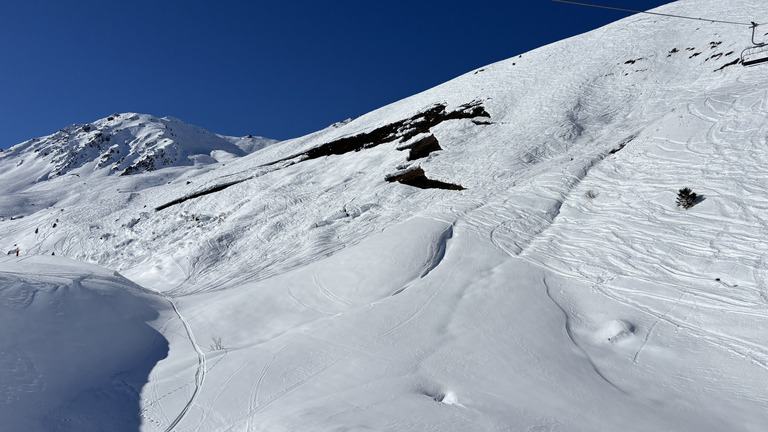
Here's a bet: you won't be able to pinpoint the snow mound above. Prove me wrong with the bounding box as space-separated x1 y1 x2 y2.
175 216 455 349
0 256 169 432
594 319 635 344
440 391 463 406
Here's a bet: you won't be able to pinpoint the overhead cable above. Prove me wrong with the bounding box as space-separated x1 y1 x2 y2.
552 0 757 27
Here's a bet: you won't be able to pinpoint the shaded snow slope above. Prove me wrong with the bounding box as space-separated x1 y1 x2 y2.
2 0 768 430
0 256 170 432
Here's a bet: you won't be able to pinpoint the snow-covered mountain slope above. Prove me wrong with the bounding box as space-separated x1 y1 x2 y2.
0 256 170 432
0 112 277 194
2 0 768 430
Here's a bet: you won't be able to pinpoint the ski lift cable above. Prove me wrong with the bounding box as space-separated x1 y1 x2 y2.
551 0 759 27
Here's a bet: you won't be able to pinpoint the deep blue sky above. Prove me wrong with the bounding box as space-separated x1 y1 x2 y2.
0 0 672 148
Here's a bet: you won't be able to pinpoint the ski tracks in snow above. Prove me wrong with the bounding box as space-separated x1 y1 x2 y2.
138 292 207 432
244 345 288 432
593 280 768 372
510 82 768 388
632 290 685 365
163 296 207 432
229 218 458 431
192 353 239 432
228 346 349 432
312 271 354 307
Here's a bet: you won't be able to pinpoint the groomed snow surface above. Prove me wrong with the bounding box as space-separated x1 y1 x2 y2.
1 0 768 430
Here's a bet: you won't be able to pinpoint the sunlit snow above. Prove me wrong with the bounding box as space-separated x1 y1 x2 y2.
1 1 767 430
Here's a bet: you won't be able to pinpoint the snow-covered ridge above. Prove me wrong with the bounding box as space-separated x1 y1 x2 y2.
0 112 277 181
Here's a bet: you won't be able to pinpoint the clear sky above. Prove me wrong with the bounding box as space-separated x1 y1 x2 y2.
0 0 672 148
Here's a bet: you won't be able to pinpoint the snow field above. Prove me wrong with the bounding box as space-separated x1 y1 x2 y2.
1 0 768 430
522 75 768 428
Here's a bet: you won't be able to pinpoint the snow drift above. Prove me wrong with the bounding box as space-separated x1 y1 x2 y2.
0 256 169 432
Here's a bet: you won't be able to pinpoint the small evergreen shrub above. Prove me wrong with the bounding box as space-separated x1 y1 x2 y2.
676 187 697 209
209 336 225 351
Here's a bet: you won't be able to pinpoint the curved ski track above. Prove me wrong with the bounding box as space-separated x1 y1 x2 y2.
163 296 207 432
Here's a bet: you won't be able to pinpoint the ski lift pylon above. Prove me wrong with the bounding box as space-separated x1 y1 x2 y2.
742 22 768 67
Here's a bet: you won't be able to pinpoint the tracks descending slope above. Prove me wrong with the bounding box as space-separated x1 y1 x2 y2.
165 296 206 432
153 294 207 432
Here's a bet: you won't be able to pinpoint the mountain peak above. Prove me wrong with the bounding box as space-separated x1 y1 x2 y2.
0 113 277 186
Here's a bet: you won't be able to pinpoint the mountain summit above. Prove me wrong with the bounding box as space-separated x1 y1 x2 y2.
0 112 276 187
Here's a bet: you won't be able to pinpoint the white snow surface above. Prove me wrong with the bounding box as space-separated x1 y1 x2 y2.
0 112 276 195
0 256 170 432
2 0 768 430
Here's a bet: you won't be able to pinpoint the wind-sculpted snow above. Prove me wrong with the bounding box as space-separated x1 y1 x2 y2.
519 83 768 426
2 0 768 430
0 256 169 432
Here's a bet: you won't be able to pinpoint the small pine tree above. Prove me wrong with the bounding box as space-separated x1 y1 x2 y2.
676 187 697 209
